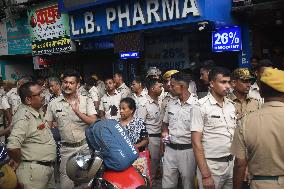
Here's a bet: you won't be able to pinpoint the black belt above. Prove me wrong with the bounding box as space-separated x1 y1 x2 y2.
149 133 161 137
252 176 280 180
23 160 54 167
207 155 234 162
167 143 192 150
61 139 86 148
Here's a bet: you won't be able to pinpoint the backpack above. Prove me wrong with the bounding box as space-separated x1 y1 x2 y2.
85 119 139 171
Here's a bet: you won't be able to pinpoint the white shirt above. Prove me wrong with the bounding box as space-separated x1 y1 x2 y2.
191 93 237 158
248 82 264 104
163 93 198 144
99 90 122 120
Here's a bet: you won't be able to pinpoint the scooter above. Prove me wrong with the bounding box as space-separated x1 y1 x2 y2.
0 143 18 189
66 150 149 189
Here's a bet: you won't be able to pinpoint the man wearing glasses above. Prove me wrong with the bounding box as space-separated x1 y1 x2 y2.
7 82 57 189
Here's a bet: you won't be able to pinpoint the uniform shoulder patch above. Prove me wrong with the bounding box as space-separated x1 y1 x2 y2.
198 96 209 105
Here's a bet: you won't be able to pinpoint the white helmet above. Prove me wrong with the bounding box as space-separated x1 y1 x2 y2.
146 67 161 78
66 152 103 183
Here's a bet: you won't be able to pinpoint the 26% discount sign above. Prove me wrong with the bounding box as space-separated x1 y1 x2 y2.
212 26 242 52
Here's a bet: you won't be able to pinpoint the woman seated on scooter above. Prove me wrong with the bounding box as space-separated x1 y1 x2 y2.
119 97 149 152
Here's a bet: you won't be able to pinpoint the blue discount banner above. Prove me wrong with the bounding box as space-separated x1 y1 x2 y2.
212 26 242 52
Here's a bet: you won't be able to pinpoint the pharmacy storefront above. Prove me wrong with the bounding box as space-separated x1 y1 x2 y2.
60 0 238 80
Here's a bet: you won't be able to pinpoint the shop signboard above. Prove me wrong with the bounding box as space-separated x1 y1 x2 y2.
145 34 190 70
27 2 74 55
69 0 201 39
0 23 8 55
120 51 140 59
59 0 117 11
6 19 32 55
212 26 242 52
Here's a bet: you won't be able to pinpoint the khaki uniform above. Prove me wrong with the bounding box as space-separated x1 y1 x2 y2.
162 94 198 189
136 94 162 179
117 83 131 98
160 93 177 121
231 101 284 189
89 86 99 103
45 94 97 189
188 80 197 94
191 93 237 189
131 88 148 117
2 87 21 115
131 88 148 107
248 82 264 104
97 80 106 99
7 105 56 189
99 90 122 120
228 93 261 120
78 85 89 96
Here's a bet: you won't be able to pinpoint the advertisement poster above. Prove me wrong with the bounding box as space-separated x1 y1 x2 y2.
145 34 190 70
27 2 74 55
6 19 32 55
0 22 8 55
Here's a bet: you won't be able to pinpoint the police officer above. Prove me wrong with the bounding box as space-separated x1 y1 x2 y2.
91 73 105 100
45 70 97 189
130 76 147 110
2 76 32 127
231 68 284 189
162 72 198 189
7 82 56 189
248 59 273 104
85 77 100 110
136 78 163 180
161 70 179 120
113 72 131 98
191 67 237 189
229 68 261 120
99 77 122 120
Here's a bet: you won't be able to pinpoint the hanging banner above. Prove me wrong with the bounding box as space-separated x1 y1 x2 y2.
0 23 8 55
7 18 32 55
145 34 190 70
27 2 74 55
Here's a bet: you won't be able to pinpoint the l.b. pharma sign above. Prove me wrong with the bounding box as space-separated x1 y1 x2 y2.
70 0 201 39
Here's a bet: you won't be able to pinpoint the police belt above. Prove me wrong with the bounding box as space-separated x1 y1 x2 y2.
167 143 192 150
252 176 280 180
61 139 86 148
148 133 161 137
23 160 54 167
207 154 234 162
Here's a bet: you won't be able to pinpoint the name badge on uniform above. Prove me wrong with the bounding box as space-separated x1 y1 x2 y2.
211 115 220 118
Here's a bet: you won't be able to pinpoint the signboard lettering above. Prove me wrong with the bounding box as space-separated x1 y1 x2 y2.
70 0 200 39
212 26 242 52
120 51 140 59
28 2 74 55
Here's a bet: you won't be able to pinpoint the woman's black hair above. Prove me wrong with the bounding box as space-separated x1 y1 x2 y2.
120 97 136 113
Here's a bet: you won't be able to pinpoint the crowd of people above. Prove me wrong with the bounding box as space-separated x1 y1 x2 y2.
0 58 283 189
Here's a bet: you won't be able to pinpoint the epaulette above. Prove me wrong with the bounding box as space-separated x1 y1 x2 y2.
226 97 235 105
198 96 209 105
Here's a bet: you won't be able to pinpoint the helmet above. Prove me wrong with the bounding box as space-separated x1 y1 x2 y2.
162 70 179 80
66 152 103 183
146 67 161 78
0 164 17 189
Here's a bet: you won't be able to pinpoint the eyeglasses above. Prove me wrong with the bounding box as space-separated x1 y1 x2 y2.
31 92 43 97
